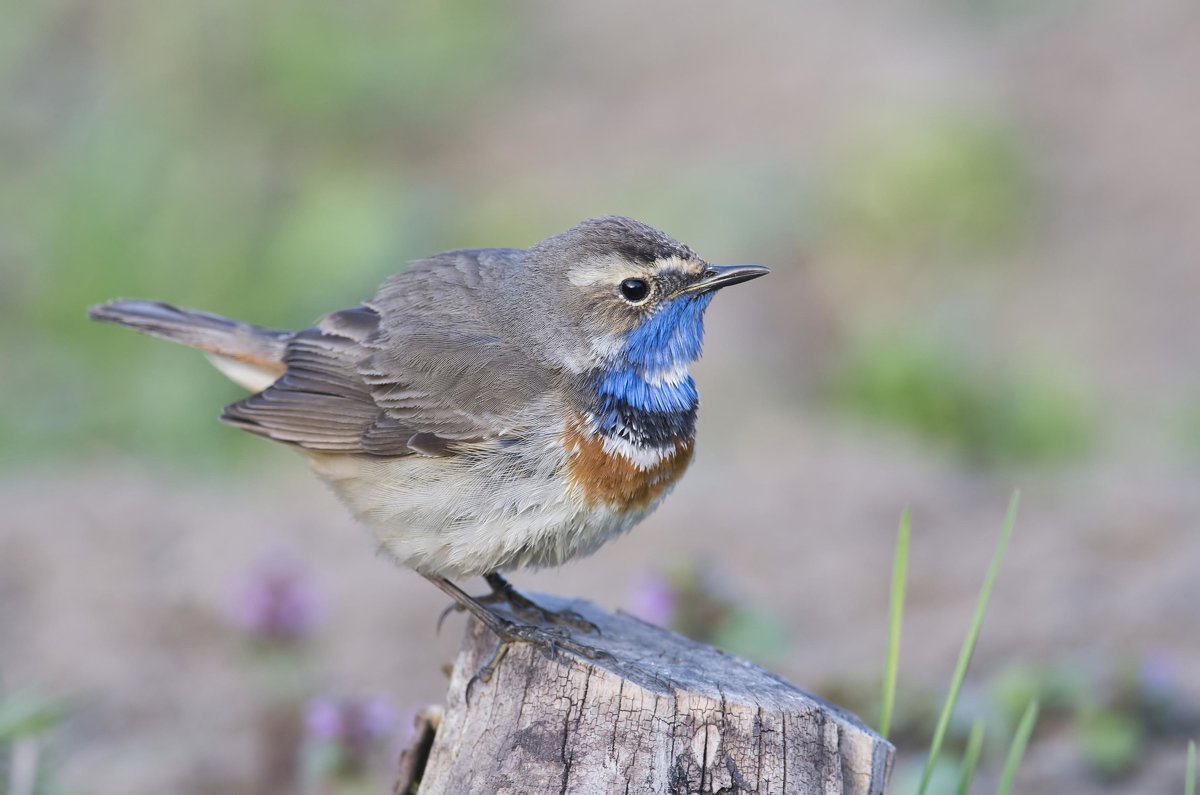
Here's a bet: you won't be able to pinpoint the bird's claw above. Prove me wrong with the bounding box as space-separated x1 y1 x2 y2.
436 601 463 634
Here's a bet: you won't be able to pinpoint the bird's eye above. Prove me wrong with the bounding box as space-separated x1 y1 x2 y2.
619 278 650 304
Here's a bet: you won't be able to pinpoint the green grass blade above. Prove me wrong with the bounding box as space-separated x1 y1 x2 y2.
956 719 987 795
1187 740 1196 795
996 699 1039 795
915 490 1020 795
878 508 910 740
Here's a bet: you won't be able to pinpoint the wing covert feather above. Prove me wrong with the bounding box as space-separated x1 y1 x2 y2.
222 250 558 456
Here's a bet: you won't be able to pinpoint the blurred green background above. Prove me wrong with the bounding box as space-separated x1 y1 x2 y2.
3 0 1200 793
1 0 1111 470
2 0 521 466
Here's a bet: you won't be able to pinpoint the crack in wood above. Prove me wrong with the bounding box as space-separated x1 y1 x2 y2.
559 694 573 795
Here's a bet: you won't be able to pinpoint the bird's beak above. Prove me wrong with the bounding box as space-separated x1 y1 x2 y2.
677 264 770 295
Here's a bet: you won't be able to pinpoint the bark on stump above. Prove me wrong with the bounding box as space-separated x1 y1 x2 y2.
397 594 893 795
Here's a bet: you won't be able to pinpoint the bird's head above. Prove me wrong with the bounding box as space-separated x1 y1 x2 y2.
519 216 768 382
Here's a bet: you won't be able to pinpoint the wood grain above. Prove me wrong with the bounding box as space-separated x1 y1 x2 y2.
398 595 892 795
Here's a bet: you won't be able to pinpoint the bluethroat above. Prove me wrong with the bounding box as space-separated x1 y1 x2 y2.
90 216 768 675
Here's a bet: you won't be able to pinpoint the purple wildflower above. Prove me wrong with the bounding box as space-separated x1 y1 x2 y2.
305 696 396 745
1138 649 1176 697
305 697 344 741
628 571 678 627
229 551 323 644
305 695 398 779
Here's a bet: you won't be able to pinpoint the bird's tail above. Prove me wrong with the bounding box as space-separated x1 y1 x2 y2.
88 299 291 392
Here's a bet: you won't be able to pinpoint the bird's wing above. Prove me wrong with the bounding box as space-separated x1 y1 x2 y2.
222 249 558 456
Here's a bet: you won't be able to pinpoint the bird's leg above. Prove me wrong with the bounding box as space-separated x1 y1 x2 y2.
481 572 600 635
422 575 610 699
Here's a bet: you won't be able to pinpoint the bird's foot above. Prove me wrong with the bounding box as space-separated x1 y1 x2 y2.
481 572 601 635
422 575 612 705
436 573 600 636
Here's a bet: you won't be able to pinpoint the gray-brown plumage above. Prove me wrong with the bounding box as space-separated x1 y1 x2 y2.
88 216 767 582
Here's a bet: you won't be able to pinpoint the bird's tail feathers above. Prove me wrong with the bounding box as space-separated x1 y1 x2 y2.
88 300 290 392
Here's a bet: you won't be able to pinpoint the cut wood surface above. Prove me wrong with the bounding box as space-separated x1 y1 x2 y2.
397 594 893 795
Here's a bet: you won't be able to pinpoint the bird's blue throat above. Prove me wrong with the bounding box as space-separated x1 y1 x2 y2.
588 292 712 449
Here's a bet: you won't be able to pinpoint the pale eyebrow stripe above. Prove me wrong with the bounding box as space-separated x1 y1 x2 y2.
567 258 645 286
566 255 704 287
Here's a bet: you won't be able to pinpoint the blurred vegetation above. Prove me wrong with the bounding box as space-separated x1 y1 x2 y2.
0 687 67 795
0 1 1090 476
823 111 1034 262
805 108 1099 467
829 328 1095 465
1179 403 1200 460
824 502 1199 791
831 653 1200 790
0 0 517 467
627 561 789 665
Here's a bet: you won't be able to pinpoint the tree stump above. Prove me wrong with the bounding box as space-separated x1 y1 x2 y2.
397 594 893 795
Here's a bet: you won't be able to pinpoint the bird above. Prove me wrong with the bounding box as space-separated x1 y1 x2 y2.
89 215 768 678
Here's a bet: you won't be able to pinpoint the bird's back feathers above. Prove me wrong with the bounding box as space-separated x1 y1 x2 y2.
223 249 561 457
